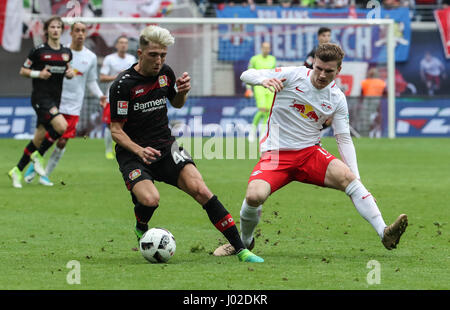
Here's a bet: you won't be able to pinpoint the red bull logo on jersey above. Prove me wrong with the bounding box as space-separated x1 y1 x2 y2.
290 101 319 122
73 68 83 76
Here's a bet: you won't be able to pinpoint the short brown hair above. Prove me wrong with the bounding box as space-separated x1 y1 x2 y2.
318 27 331 36
70 21 86 31
314 43 345 67
44 16 64 38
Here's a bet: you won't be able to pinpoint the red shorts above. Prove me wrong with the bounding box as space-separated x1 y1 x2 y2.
61 114 80 139
102 103 111 125
248 145 336 194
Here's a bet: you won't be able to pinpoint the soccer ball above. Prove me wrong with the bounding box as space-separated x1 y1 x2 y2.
139 228 176 263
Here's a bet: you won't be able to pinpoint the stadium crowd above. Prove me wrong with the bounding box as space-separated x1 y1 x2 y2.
198 0 450 20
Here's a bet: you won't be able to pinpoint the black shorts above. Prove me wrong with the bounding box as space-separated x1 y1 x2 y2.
32 97 60 127
117 141 195 192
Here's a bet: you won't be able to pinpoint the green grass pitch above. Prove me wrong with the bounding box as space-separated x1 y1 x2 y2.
0 137 448 290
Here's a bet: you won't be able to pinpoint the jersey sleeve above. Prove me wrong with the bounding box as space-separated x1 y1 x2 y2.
331 92 351 135
87 56 99 82
109 77 130 122
23 47 38 69
166 66 177 101
240 66 297 88
100 56 111 75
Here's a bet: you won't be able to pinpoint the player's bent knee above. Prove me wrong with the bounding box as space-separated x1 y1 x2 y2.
138 195 160 208
245 188 268 207
190 182 213 205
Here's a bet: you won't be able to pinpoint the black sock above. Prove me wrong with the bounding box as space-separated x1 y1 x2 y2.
38 128 61 156
203 195 245 254
134 203 158 232
17 140 38 171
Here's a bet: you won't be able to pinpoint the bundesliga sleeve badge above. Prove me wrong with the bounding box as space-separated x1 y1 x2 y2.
117 101 128 115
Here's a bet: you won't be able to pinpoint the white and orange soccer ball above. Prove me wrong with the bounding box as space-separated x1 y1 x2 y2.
139 228 176 263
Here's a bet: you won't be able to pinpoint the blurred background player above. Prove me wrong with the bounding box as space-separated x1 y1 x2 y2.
359 67 386 138
420 51 447 96
24 22 106 185
245 42 276 142
8 16 74 188
214 43 408 257
100 35 136 159
109 25 263 263
304 27 332 69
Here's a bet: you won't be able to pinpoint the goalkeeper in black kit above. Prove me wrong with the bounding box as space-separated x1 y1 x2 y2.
109 25 263 263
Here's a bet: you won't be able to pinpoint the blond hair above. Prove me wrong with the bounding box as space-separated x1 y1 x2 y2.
139 25 175 48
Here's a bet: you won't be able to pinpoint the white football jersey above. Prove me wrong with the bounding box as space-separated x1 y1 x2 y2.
60 46 99 116
100 52 136 100
241 66 350 153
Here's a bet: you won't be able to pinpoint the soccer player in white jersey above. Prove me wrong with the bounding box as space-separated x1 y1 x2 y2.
214 43 408 257
100 36 136 159
24 22 106 185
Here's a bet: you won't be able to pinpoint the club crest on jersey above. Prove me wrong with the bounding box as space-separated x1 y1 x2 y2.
320 102 332 112
158 75 168 87
62 53 70 61
129 169 141 181
117 101 128 115
49 106 59 115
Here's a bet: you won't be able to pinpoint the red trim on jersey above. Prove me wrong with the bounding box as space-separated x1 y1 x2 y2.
307 69 311 76
39 53 67 61
131 81 160 99
214 214 235 232
331 81 336 88
130 77 171 100
260 92 277 146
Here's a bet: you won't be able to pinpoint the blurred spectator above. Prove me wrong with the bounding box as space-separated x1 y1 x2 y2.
228 0 251 5
420 51 447 96
361 68 387 97
334 0 350 8
280 0 294 7
351 67 386 138
304 27 332 69
248 0 276 5
299 0 317 7
383 0 401 8
316 0 333 7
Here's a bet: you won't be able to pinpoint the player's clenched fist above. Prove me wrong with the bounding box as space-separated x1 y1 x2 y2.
176 72 191 94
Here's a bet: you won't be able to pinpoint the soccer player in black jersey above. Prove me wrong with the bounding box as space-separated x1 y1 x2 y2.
109 25 263 263
8 16 74 188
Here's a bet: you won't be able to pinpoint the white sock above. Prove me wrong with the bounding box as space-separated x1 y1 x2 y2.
240 199 262 247
345 179 387 239
104 127 112 153
45 147 65 177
